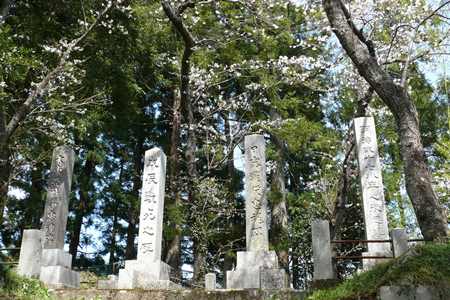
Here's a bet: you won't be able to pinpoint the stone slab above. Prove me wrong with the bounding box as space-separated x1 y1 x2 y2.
17 229 42 278
40 265 80 288
226 268 260 289
312 219 334 280
205 273 216 290
244 134 269 252
41 249 72 268
118 260 171 289
391 228 409 257
235 251 278 269
41 146 75 250
260 268 288 289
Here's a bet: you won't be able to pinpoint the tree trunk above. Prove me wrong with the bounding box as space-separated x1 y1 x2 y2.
165 88 182 278
69 156 95 265
323 0 448 240
0 107 9 225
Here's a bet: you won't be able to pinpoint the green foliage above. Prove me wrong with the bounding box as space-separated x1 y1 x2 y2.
0 269 51 300
309 242 450 300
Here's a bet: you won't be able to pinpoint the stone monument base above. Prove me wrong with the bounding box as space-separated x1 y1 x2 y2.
117 260 178 289
40 248 79 288
362 251 392 270
226 251 288 289
40 265 80 288
97 275 118 289
41 249 72 268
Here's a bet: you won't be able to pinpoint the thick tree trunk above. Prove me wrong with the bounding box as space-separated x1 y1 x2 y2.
165 88 182 278
69 157 95 265
161 0 201 282
323 0 448 240
268 110 289 273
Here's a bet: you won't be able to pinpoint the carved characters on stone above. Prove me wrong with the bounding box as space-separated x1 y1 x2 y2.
354 117 390 254
137 148 166 262
244 135 269 252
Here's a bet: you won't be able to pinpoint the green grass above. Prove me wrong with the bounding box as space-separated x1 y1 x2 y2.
0 268 51 300
308 242 450 300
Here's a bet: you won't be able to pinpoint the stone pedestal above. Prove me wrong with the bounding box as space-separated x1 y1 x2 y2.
97 275 118 289
226 251 287 289
17 229 42 278
40 249 80 288
40 265 80 289
118 260 171 289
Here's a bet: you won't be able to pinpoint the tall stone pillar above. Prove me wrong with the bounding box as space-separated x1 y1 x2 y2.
354 117 391 268
39 146 80 288
117 148 178 289
226 135 287 289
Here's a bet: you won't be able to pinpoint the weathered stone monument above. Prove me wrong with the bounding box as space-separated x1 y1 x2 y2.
226 135 287 289
311 219 334 281
117 148 176 289
205 273 216 290
39 146 80 288
17 229 42 278
354 117 391 268
391 228 409 258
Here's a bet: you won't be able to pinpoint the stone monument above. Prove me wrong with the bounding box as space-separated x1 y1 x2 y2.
117 148 177 289
354 117 391 268
205 273 216 290
39 146 80 288
311 219 334 280
226 135 287 289
17 229 42 278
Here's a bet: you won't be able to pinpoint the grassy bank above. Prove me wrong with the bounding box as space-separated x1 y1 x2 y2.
308 242 450 300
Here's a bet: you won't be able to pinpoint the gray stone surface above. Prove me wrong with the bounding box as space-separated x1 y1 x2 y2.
244 134 269 252
137 148 166 262
354 117 390 268
205 273 216 290
40 265 80 288
260 269 287 289
235 251 278 269
117 148 176 289
311 219 334 280
17 229 42 278
41 249 72 268
391 228 409 257
97 275 118 289
226 136 287 290
226 268 260 289
41 146 75 249
362 252 391 271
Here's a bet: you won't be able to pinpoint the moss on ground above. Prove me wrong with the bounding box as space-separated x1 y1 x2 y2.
308 242 450 300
